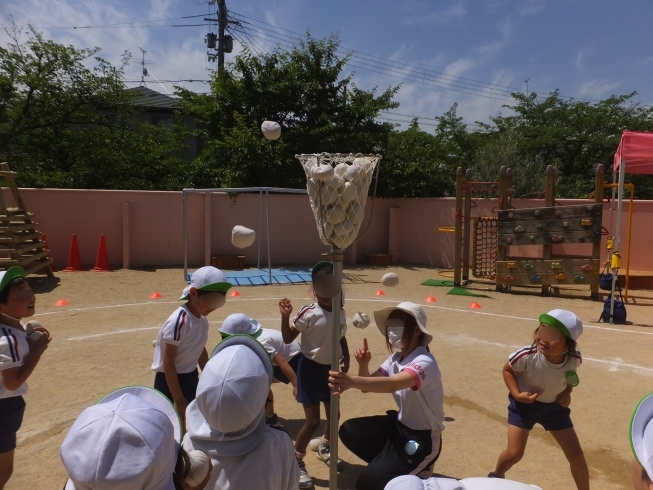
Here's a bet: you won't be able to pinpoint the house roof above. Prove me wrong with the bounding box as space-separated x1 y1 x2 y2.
127 86 179 110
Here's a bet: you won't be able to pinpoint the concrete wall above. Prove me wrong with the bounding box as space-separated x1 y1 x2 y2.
5 188 651 272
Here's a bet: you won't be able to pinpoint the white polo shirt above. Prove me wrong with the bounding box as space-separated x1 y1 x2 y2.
182 426 299 490
0 324 29 398
379 346 445 433
152 306 209 374
257 329 301 365
293 303 346 365
509 345 582 403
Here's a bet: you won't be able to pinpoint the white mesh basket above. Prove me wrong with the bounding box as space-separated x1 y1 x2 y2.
296 153 381 250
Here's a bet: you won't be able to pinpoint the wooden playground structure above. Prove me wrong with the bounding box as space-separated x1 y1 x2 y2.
449 164 608 299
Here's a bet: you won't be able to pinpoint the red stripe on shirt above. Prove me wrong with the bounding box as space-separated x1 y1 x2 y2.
405 368 421 391
174 310 187 341
509 347 537 366
293 304 315 324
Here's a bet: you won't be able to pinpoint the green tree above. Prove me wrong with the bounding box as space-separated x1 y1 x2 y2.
177 35 399 190
0 25 187 189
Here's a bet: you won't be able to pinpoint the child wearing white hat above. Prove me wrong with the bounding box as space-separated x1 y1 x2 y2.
279 261 350 488
329 302 444 490
630 392 653 489
0 266 51 489
152 266 231 421
182 335 299 490
489 309 588 490
218 313 301 426
60 385 212 490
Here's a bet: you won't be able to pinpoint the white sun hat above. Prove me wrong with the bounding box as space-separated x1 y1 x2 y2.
219 313 262 338
374 301 433 346
630 392 653 480
185 335 273 458
460 478 543 490
539 309 583 341
180 266 232 300
61 386 181 490
384 475 464 490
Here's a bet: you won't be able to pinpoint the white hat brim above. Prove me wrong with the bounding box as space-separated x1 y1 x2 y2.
373 305 433 346
631 392 653 477
98 386 183 450
460 478 542 490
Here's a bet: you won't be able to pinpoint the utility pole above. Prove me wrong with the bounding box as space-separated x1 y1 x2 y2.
218 0 227 75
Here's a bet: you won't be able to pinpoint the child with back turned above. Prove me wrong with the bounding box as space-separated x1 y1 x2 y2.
279 261 349 489
489 309 588 490
0 267 51 489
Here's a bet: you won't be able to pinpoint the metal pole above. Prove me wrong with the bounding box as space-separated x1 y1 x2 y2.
453 168 465 287
217 0 226 75
610 159 626 322
258 190 262 270
329 248 344 490
183 190 188 281
266 190 272 285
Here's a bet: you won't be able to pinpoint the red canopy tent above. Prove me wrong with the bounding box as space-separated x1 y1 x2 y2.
608 130 653 320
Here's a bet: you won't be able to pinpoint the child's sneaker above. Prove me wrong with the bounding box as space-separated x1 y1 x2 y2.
308 437 321 452
297 459 314 489
316 441 343 470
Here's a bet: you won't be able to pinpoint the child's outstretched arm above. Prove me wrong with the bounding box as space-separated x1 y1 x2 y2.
163 344 188 418
279 298 300 343
329 370 415 395
1 332 50 391
502 362 539 404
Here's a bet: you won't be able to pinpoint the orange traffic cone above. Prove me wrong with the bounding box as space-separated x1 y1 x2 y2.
425 296 437 303
229 290 241 297
374 290 385 296
54 299 69 307
92 235 111 272
64 234 82 272
469 302 482 309
149 292 162 299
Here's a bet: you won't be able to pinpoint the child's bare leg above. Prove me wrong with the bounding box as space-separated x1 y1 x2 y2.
493 425 530 477
265 388 275 417
551 428 589 490
295 404 321 454
0 450 14 489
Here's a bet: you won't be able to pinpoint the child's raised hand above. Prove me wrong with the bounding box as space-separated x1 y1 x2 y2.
354 338 372 365
278 298 293 317
514 391 539 404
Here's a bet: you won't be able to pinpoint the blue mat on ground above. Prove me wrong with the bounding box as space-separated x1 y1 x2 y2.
187 268 312 286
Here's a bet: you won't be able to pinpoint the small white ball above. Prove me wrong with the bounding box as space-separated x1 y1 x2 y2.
348 202 365 225
326 206 346 225
352 312 370 329
261 120 281 140
312 165 335 181
232 225 256 249
341 182 357 202
25 320 41 336
325 173 344 189
382 272 399 287
334 163 349 178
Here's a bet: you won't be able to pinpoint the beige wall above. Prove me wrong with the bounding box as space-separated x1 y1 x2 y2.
6 188 651 272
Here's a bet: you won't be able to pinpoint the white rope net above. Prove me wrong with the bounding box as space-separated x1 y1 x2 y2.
296 153 381 250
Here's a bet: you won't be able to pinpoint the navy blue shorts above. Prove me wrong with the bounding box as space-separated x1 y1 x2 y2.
507 394 573 432
0 396 25 453
296 355 331 405
273 354 300 384
154 369 199 404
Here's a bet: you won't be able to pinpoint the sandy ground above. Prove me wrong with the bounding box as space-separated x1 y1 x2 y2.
6 265 653 490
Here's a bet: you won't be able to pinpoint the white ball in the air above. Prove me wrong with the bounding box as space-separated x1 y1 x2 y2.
232 225 256 249
261 121 281 140
352 312 370 329
382 273 399 287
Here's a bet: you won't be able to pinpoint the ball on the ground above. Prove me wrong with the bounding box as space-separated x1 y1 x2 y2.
382 272 399 287
352 312 370 329
232 225 256 249
261 121 281 140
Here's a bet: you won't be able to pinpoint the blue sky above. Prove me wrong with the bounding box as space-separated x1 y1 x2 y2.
3 0 653 128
